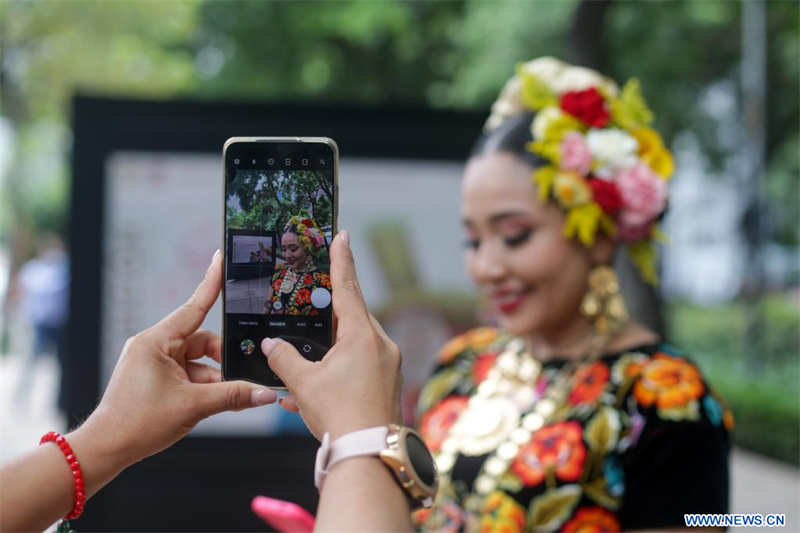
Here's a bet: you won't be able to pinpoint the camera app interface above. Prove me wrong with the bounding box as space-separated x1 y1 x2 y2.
224 143 334 385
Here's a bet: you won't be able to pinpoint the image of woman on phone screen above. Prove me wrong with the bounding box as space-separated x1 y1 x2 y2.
265 215 332 316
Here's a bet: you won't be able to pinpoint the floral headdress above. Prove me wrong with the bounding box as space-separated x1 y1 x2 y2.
284 215 327 255
486 57 673 284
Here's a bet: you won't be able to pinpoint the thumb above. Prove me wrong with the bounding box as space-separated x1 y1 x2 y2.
192 381 277 419
262 338 313 390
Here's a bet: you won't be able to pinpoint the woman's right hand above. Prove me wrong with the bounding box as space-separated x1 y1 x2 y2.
262 231 403 441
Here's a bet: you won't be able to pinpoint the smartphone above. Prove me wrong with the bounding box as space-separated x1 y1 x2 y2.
222 137 338 388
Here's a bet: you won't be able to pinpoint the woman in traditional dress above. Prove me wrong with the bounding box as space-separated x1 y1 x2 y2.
409 58 732 533
265 215 332 316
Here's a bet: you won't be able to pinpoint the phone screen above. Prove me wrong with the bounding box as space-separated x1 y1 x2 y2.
222 138 337 387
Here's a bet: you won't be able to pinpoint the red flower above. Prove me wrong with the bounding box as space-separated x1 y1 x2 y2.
302 274 314 285
473 352 499 384
560 88 610 128
568 361 610 405
294 288 311 306
419 396 469 452
302 218 314 227
561 506 620 533
511 421 586 486
588 178 623 215
319 273 331 289
272 279 282 293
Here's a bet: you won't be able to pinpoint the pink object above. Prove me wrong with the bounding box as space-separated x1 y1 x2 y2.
560 132 593 176
251 496 315 533
616 162 667 238
617 216 653 243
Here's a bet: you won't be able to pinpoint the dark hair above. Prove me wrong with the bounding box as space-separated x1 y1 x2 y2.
470 112 546 169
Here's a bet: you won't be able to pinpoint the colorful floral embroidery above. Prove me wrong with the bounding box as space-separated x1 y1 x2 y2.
416 335 730 533
439 328 499 363
633 353 705 411
568 361 610 405
511 421 587 486
294 287 311 306
474 352 499 384
480 491 526 533
419 396 469 453
561 506 621 533
413 500 467 532
527 484 582 531
610 352 648 385
269 265 330 315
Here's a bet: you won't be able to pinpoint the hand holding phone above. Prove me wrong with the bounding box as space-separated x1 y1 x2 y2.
261 232 404 442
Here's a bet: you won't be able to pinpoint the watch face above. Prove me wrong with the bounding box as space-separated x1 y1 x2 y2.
405 432 436 488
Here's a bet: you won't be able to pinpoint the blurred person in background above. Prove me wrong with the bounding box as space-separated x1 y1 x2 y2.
11 233 70 415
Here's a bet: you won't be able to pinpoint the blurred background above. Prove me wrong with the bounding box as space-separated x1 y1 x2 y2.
0 0 798 530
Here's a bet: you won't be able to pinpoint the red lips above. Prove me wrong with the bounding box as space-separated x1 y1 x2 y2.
490 288 531 315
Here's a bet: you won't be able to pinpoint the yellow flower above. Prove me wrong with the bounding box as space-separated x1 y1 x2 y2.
518 70 558 111
481 491 526 533
564 203 614 246
532 165 558 201
632 127 674 179
553 171 592 208
528 110 585 165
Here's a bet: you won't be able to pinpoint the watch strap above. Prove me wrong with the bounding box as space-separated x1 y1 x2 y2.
314 426 389 490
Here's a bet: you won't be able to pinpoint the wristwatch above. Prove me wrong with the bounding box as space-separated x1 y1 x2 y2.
314 424 439 509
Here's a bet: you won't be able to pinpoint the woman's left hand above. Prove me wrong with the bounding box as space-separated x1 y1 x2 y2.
73 250 277 472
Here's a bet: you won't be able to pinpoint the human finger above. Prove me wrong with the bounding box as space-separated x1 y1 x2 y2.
278 395 300 413
191 381 276 419
183 330 222 363
262 338 313 391
155 250 222 340
186 361 222 384
329 231 369 337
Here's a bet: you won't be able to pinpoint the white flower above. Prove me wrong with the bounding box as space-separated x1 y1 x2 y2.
585 128 639 179
531 106 565 140
485 77 527 131
519 57 619 97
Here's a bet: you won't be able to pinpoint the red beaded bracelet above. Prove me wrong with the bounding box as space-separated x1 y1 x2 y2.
40 431 86 520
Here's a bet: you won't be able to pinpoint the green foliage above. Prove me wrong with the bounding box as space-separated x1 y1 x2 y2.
227 169 332 236
668 296 800 464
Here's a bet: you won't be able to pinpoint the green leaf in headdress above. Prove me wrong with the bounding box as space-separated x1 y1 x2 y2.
610 78 654 129
627 239 659 286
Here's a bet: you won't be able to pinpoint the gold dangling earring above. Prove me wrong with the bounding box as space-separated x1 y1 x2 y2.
580 265 628 336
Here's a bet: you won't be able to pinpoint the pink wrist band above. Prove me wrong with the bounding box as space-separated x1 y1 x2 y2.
314 426 389 490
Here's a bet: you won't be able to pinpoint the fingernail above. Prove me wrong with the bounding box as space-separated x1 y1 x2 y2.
340 230 350 245
261 338 277 356
252 388 276 406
